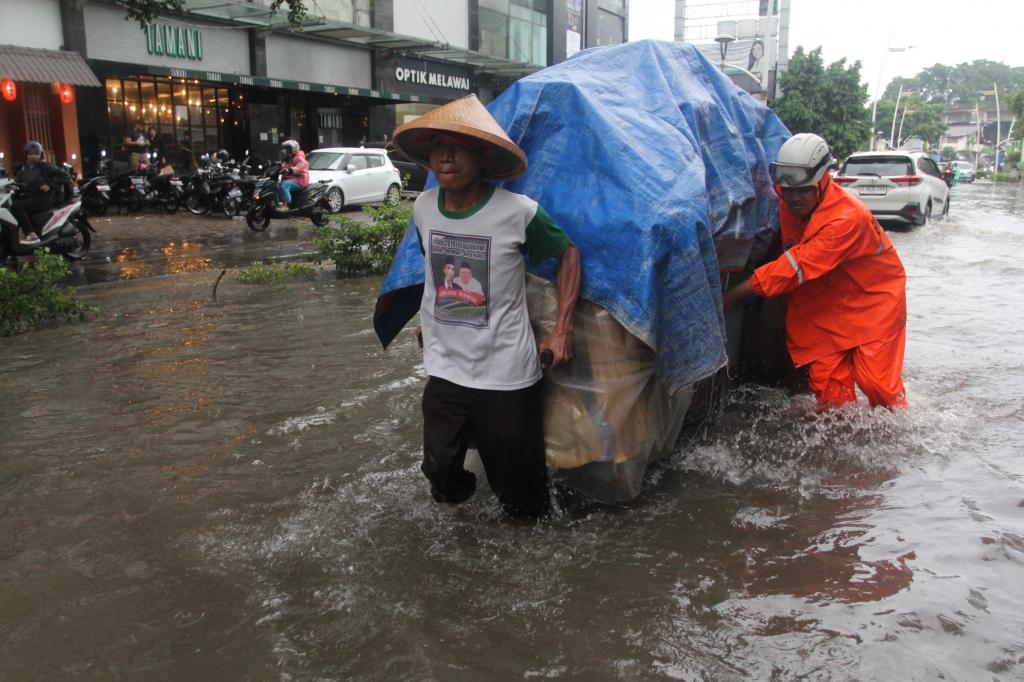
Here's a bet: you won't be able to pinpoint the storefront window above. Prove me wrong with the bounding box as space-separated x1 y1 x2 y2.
102 75 244 164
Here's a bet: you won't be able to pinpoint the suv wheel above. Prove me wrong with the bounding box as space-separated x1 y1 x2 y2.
920 201 932 227
384 184 401 207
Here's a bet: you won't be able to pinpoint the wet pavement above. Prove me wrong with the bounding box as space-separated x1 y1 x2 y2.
66 205 381 286
1 181 1023 679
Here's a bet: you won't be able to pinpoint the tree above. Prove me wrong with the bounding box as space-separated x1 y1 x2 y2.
882 60 1024 106
872 95 947 147
940 146 957 161
772 47 871 161
1009 88 1024 141
116 0 310 28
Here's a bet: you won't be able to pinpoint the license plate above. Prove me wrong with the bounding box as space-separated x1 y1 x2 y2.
228 189 242 198
859 186 887 196
170 180 183 186
97 184 110 191
131 177 145 185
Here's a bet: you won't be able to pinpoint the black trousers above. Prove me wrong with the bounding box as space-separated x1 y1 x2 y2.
421 376 549 518
12 193 54 235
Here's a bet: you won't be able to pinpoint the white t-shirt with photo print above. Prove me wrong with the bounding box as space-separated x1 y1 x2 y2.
414 185 569 391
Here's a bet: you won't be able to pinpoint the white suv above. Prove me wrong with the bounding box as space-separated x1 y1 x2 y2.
835 152 950 226
306 147 402 212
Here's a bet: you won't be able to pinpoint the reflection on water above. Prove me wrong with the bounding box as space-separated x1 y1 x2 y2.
160 240 212 275
1 183 1023 679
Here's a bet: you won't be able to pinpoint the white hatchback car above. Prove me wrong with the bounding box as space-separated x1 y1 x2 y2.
306 147 402 212
835 152 950 226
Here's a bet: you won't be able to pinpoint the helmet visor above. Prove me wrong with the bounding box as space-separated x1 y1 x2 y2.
769 153 831 187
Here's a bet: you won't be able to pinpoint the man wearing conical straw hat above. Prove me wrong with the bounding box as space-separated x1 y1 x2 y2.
393 94 581 519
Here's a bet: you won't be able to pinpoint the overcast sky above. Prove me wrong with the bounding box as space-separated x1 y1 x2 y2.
628 0 1024 99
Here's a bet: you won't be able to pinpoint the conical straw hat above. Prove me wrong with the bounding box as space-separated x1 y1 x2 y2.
392 94 527 181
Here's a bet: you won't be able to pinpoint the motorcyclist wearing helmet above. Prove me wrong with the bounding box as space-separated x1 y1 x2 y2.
6 142 71 246
722 133 908 410
215 149 231 167
276 140 308 209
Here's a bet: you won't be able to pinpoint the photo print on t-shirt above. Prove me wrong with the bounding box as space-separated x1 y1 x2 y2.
429 231 490 328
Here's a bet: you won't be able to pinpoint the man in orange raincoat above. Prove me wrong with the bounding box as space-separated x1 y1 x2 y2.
723 133 908 409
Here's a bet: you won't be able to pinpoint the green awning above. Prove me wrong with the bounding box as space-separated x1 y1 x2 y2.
89 60 457 105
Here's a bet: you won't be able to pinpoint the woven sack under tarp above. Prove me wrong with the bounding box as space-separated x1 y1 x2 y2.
526 275 693 503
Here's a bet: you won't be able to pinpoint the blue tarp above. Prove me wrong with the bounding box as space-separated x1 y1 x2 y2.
374 40 790 393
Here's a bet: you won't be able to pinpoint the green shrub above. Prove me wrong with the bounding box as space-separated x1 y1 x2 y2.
992 171 1021 183
237 260 319 284
315 203 412 276
0 250 95 336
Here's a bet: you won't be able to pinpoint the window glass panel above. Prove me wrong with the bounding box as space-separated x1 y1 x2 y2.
367 154 383 168
347 154 369 170
140 80 157 124
533 23 546 66
217 88 229 106
509 17 532 63
106 78 121 101
596 9 624 46
122 80 139 105
480 0 509 11
840 157 913 177
308 151 344 170
479 9 508 59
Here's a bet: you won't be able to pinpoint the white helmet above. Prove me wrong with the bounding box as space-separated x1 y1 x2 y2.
770 133 832 188
280 139 300 160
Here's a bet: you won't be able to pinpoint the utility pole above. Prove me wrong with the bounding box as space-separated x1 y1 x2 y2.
975 100 981 168
898 105 913 148
869 40 915 151
889 84 904 149
995 82 1001 173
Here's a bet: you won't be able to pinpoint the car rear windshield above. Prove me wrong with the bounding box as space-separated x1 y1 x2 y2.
842 157 913 177
307 152 344 170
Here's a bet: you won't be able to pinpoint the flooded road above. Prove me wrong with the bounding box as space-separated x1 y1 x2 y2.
2 182 1023 679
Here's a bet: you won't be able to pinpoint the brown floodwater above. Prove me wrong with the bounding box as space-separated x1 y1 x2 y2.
1 182 1022 680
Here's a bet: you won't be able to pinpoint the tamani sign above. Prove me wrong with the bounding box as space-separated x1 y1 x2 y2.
145 23 203 61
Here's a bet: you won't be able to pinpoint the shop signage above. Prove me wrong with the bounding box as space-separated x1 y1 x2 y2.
394 67 471 91
380 57 474 100
145 23 203 61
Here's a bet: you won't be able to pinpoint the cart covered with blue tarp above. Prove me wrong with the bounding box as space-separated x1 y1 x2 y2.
374 40 790 502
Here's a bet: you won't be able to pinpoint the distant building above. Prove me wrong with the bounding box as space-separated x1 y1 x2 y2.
9 0 628 170
940 101 1012 153
674 0 790 102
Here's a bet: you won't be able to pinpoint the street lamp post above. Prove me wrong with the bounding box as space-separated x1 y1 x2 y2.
715 33 735 69
869 38 916 151
897 106 914 148
890 85 906 149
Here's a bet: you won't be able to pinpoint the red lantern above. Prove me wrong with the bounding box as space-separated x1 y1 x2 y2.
59 83 74 104
1 79 15 101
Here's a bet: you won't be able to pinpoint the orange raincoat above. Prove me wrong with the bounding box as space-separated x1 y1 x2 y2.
749 173 907 407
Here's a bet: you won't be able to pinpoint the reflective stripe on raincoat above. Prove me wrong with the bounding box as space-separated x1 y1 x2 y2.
748 173 907 367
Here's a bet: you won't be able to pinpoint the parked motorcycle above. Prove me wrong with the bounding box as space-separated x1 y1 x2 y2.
143 160 184 213
108 163 148 213
184 166 243 218
245 169 331 232
0 178 95 265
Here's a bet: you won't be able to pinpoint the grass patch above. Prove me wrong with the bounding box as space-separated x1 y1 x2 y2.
1 250 96 336
236 260 319 285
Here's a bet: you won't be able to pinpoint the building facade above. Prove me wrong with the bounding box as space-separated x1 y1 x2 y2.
0 0 100 174
2 0 627 173
674 0 789 102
